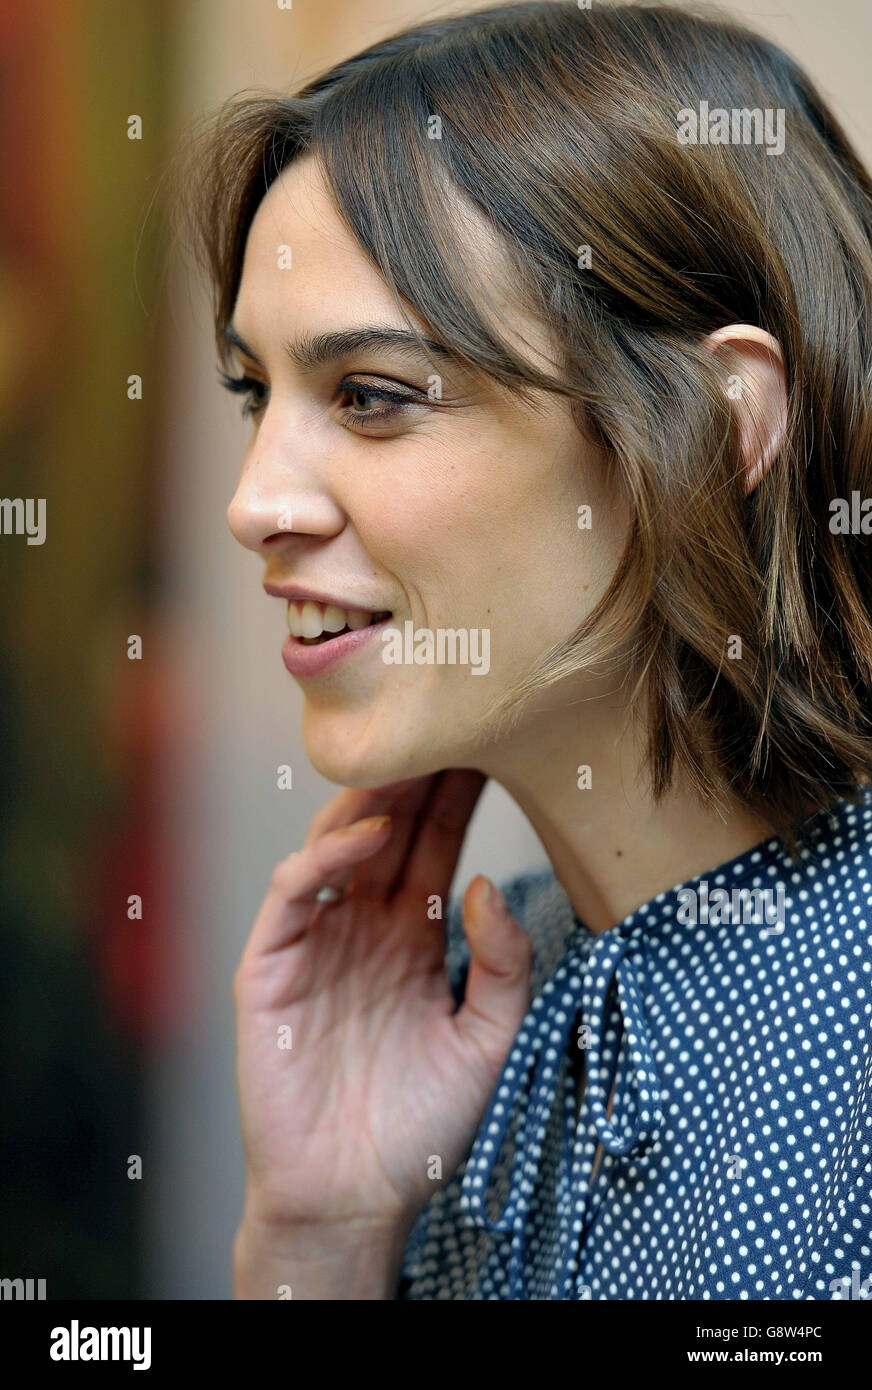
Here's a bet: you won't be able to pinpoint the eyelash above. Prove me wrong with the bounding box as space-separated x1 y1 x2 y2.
217 371 424 430
218 371 266 420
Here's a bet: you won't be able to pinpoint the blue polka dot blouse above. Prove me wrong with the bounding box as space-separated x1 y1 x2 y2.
397 785 872 1300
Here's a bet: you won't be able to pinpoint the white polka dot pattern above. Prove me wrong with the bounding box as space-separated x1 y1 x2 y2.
397 787 872 1299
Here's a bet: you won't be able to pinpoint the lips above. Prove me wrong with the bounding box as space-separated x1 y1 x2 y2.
281 612 393 677
263 582 394 675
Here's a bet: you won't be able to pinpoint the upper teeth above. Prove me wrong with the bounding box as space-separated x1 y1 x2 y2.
287 599 383 639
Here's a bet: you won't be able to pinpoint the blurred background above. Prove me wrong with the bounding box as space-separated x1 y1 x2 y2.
1 0 870 1299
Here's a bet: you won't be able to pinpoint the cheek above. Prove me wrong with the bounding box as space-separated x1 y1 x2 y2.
346 450 495 590
343 424 623 638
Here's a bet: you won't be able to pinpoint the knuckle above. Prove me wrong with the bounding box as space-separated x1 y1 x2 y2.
268 851 300 895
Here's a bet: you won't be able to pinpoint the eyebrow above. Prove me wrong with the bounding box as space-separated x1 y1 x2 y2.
223 323 457 371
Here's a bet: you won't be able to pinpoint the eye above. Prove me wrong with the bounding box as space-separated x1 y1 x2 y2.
218 370 268 421
336 378 428 434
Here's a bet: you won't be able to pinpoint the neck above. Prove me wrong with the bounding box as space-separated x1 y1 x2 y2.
476 682 778 935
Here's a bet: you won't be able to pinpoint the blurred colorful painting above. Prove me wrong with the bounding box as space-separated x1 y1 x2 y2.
0 0 172 1297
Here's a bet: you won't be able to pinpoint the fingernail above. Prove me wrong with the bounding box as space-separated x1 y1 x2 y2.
352 814 392 833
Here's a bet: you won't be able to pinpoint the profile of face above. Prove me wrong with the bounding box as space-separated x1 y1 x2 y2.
226 154 633 788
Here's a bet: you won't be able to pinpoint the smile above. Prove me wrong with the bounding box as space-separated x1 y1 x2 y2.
287 599 393 645
282 599 394 678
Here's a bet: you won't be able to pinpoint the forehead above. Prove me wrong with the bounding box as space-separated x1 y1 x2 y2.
233 151 560 379
232 154 407 339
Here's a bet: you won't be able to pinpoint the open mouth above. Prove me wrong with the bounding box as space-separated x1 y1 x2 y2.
288 600 392 646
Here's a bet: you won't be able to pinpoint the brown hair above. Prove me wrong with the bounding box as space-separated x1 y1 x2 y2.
175 0 872 850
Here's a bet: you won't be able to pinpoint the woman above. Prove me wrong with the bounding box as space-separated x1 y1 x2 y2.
178 1 872 1299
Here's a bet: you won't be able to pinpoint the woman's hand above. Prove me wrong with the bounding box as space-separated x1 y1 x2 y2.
233 769 533 1251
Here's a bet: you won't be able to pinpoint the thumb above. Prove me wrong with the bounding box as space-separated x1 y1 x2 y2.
453 874 533 1065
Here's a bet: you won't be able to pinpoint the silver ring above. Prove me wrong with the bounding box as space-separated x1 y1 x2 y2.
315 884 343 904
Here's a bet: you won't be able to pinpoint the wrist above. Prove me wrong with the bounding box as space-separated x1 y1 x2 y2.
233 1204 416 1300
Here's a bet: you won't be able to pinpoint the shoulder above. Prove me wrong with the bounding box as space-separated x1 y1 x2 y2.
796 782 872 878
788 784 872 959
444 864 576 1004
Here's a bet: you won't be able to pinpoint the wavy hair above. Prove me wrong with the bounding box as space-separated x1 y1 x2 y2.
175 1 872 848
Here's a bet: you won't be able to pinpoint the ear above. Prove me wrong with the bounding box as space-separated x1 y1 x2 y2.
703 324 787 495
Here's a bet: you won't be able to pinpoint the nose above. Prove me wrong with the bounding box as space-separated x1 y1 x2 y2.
226 428 346 554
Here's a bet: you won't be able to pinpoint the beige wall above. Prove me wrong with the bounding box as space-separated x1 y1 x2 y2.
150 0 872 1297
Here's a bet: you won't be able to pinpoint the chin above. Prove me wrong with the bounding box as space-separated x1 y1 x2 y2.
301 702 437 790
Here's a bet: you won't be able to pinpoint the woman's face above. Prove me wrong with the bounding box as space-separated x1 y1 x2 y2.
226 154 631 787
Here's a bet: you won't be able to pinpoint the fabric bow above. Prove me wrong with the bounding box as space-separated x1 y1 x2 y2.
459 922 663 1297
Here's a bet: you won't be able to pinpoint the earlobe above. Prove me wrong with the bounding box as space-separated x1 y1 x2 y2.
703 323 787 496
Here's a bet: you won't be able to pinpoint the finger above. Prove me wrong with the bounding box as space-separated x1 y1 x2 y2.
347 776 444 898
302 775 435 848
453 874 533 1066
247 815 394 956
394 768 487 907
